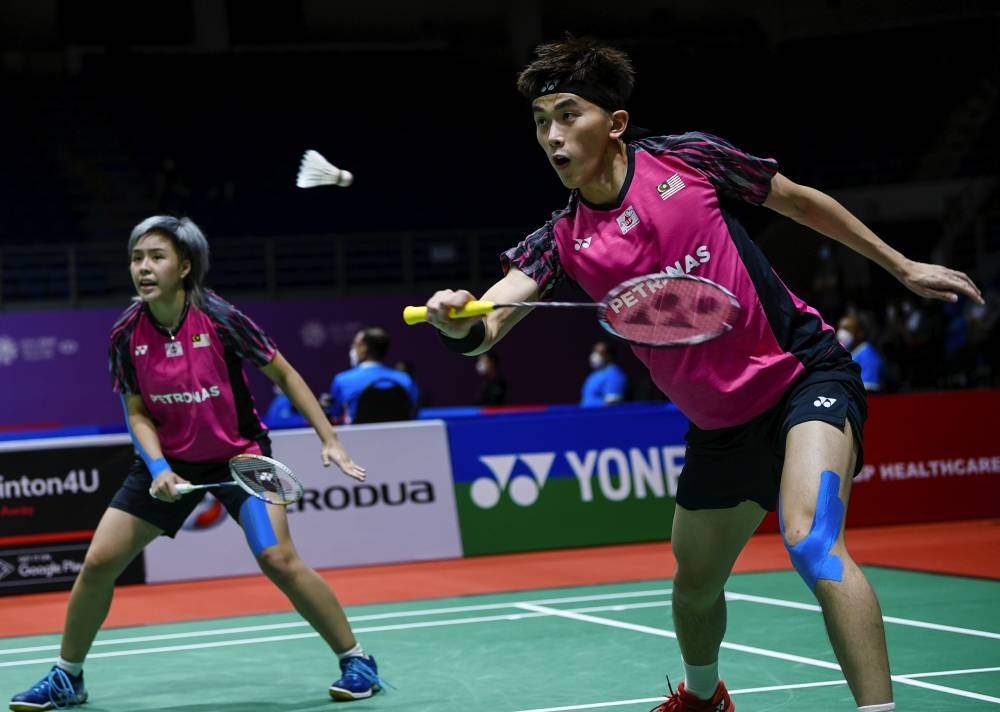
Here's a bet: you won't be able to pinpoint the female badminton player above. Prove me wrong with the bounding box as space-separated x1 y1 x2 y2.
421 37 983 712
11 216 385 711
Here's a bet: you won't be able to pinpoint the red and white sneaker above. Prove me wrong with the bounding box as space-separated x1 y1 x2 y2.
649 680 735 712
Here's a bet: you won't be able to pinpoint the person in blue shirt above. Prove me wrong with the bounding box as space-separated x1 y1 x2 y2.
329 327 419 423
263 384 308 428
837 314 885 392
580 340 627 407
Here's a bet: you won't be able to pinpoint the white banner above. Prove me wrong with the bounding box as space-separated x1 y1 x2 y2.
143 420 461 583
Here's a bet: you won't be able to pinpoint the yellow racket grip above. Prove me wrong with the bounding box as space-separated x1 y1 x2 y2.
402 301 496 325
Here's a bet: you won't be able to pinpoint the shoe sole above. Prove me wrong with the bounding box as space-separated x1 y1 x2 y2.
329 686 379 701
9 691 87 711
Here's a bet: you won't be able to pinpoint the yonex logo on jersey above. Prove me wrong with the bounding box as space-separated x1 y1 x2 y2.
134 345 148 356
192 333 211 348
165 342 183 358
574 236 592 251
656 173 686 200
617 206 640 235
814 396 837 408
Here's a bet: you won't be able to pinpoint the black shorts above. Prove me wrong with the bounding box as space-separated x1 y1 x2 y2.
108 438 271 537
677 362 867 512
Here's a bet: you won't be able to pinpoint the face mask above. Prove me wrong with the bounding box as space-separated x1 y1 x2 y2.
589 352 605 370
475 360 488 376
836 328 854 350
349 347 360 367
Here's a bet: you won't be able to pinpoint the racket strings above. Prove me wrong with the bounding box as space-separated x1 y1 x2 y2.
230 460 301 505
602 276 741 346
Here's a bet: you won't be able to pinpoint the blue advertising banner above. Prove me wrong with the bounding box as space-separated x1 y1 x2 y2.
446 402 690 555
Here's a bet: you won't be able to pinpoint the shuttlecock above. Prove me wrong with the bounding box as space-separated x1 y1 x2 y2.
296 150 354 188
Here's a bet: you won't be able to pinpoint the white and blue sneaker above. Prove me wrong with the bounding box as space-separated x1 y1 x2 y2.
329 655 387 701
10 666 87 711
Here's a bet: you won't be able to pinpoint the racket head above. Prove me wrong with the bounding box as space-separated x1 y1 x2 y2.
597 273 742 347
228 454 304 506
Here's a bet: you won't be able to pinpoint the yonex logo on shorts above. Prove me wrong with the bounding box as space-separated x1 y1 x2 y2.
814 396 837 408
470 452 555 509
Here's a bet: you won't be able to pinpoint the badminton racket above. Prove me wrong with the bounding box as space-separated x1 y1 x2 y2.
174 454 305 506
403 272 741 347
296 150 354 188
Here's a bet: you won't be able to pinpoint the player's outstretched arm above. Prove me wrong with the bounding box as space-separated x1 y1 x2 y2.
425 268 540 355
763 172 984 305
261 352 366 481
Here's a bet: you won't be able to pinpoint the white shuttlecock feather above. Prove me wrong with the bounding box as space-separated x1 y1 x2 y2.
296 150 354 188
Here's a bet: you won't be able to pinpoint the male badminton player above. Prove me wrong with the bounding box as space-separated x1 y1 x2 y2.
11 216 384 711
421 36 983 712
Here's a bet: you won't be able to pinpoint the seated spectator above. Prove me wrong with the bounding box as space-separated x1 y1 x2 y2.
263 384 307 428
329 327 418 423
581 340 627 407
837 313 885 391
395 359 429 408
475 352 508 406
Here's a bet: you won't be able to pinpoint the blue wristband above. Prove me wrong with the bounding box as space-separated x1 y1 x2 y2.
149 457 171 478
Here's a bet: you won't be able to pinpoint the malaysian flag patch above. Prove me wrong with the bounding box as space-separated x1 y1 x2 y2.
192 333 211 348
656 173 686 200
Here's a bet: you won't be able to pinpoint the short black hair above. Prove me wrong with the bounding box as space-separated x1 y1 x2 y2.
517 35 636 107
360 327 390 361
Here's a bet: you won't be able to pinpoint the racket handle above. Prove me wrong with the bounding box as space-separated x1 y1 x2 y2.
402 301 495 325
174 482 232 494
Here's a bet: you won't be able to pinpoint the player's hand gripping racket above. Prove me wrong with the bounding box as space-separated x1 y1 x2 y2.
174 454 305 506
403 272 742 347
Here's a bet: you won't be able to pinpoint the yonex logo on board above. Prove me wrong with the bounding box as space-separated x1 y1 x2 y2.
469 446 687 509
472 453 555 509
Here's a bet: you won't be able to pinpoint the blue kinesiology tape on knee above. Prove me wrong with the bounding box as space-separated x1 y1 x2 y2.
121 395 170 478
240 497 278 556
779 470 845 591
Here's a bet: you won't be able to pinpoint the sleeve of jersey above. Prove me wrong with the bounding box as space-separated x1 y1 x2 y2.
108 328 139 394
215 301 278 367
660 131 778 205
500 220 566 298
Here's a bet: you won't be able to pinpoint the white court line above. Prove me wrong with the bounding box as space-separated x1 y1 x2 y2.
0 587 673 656
512 679 850 712
514 603 1000 705
512 667 1000 712
0 601 671 667
727 591 1000 640
904 665 1000 679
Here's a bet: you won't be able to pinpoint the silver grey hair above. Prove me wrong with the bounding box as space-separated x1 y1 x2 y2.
128 216 210 305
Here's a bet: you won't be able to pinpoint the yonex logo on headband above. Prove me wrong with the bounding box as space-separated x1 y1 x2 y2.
540 80 560 93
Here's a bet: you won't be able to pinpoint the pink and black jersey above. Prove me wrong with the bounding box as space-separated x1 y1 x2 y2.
109 291 277 462
503 131 849 430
